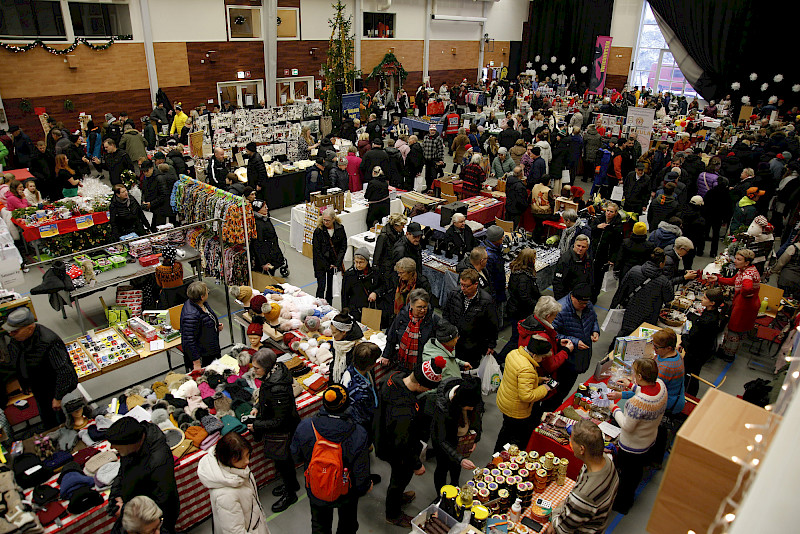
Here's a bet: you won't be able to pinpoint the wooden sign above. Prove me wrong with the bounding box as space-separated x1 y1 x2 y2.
189 130 204 158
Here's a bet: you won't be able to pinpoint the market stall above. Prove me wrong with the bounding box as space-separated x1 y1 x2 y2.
401 116 443 135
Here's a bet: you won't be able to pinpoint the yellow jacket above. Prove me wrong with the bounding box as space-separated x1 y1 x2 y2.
496 347 549 419
170 111 188 135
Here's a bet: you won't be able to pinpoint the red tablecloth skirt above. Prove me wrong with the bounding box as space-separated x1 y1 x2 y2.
14 211 110 242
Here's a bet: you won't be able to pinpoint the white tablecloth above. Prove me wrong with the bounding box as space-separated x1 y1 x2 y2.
289 199 404 262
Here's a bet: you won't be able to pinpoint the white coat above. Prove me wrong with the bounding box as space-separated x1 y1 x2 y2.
197 448 270 534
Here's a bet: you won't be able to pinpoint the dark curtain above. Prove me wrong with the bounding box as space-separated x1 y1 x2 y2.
648 0 800 105
524 0 613 88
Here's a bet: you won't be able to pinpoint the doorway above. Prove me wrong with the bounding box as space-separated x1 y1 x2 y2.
217 80 266 108
275 76 315 104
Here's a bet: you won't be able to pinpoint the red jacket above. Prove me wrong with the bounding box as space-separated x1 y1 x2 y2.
445 113 460 135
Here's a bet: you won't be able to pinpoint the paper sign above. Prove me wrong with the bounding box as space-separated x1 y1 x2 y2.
75 215 93 229
39 224 59 238
291 68 299 76
149 339 165 351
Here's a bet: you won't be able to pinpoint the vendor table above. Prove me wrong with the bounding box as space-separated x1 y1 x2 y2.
435 195 505 225
4 169 34 181
398 191 444 211
288 197 404 262
13 211 110 261
432 178 507 204
69 246 201 334
265 170 305 211
401 116 443 135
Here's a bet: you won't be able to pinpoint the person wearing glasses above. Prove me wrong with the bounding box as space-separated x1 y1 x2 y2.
442 268 499 368
114 496 165 534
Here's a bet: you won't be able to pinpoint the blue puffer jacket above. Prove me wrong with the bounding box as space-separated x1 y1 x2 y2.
647 221 682 249
179 299 221 366
484 239 507 303
553 294 600 373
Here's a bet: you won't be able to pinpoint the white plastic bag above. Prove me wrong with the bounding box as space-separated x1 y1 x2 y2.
601 307 625 332
561 169 571 184
601 267 618 293
414 173 427 192
611 184 624 201
332 272 343 298
478 353 502 395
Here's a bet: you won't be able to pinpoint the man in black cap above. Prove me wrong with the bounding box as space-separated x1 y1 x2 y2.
244 142 268 200
3 307 78 429
359 138 390 183
392 222 424 276
291 385 372 533
623 161 651 215
374 356 445 528
106 418 179 534
551 283 600 405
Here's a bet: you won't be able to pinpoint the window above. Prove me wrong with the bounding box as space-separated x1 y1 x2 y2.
228 6 262 40
68 2 132 39
0 0 67 40
363 12 394 38
630 3 697 98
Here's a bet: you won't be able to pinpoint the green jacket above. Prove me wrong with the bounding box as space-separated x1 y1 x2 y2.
421 338 468 414
730 196 758 235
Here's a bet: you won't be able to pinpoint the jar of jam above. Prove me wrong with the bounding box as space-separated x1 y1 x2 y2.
439 485 458 518
471 505 489 531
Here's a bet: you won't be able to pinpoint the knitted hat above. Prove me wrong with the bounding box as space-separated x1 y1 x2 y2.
322 385 349 413
435 320 459 343
252 199 265 212
746 187 765 199
632 222 647 235
413 356 446 390
304 315 320 332
229 285 254 306
782 151 792 161
165 371 189 390
527 334 552 356
753 215 770 228
94 461 120 489
571 283 592 301
486 225 504 243
220 415 246 436
71 447 99 466
214 395 233 417
32 485 60 506
59 471 95 500
246 321 263 337
105 418 145 446
201 415 224 434
37 501 67 526
354 247 370 261
184 426 208 448
67 487 103 515
83 450 118 476
153 382 169 399
690 195 704 206
161 246 177 265
245 142 257 153
200 432 222 450
497 147 508 155
232 400 254 421
464 144 473 151
249 294 268 314
44 451 73 470
264 303 281 324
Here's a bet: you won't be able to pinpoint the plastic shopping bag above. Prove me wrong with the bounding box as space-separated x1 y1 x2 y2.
601 267 618 293
332 272 343 298
478 353 503 395
414 173 427 192
601 307 625 332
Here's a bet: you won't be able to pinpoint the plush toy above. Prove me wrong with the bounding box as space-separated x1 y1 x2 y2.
80 259 97 287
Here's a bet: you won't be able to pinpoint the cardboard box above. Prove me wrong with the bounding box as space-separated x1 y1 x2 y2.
647 389 779 534
0 270 23 290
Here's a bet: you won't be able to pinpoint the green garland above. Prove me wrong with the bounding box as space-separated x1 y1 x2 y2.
0 36 130 55
366 52 408 82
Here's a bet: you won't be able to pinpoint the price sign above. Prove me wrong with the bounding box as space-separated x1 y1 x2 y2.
39 224 59 238
75 215 94 229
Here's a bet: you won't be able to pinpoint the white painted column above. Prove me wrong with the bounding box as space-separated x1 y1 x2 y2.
263 0 278 107
0 91 8 131
423 0 432 81
138 0 159 105
354 0 363 76
477 0 486 82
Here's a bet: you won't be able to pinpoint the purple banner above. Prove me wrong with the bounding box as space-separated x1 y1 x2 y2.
588 35 613 95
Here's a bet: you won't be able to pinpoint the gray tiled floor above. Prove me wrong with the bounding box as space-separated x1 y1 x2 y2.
12 160 780 533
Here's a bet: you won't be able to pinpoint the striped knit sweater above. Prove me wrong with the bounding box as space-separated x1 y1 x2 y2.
612 379 667 454
551 455 620 534
656 354 685 414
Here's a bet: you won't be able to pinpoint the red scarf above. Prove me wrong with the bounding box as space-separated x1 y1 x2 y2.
398 310 422 370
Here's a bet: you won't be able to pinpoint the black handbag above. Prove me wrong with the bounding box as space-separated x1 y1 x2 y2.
262 432 291 461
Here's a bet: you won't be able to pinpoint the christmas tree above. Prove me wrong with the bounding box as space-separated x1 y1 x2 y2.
322 0 360 128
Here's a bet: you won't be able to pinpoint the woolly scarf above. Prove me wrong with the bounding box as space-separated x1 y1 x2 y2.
394 274 418 314
332 339 357 383
398 311 422 371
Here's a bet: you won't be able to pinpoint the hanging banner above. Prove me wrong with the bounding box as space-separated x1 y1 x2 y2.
75 215 94 229
588 35 613 95
341 92 361 121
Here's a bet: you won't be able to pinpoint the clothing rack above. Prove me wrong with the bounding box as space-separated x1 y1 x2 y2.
171 175 254 288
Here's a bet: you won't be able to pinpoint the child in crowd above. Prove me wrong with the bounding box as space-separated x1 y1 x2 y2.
23 178 43 206
4 179 29 210
680 288 724 396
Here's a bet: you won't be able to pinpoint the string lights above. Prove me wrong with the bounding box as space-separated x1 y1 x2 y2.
0 36 130 55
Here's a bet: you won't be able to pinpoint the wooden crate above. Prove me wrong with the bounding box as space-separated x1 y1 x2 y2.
309 191 345 213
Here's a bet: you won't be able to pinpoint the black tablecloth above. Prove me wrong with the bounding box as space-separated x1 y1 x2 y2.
266 170 305 210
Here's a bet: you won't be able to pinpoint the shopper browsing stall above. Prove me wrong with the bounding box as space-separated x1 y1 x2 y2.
312 208 347 304
681 288 725 395
250 200 286 276
109 184 151 241
552 284 600 404
179 281 223 370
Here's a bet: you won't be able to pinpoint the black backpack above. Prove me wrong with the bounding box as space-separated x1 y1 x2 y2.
742 378 771 407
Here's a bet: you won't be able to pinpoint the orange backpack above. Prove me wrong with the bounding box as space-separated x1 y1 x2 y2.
304 423 351 502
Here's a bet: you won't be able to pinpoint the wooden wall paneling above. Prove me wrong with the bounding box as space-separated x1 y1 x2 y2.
428 41 479 72
605 74 628 92
607 46 632 76
276 40 329 80
277 0 300 6
427 69 480 88
4 89 153 142
0 43 149 99
154 43 191 88
483 41 511 68
361 40 424 74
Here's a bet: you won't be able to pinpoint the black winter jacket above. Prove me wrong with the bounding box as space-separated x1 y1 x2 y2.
373 370 424 470
342 266 385 320
151 168 178 218
179 299 221 366
683 308 722 355
206 157 230 189
97 149 134 186
443 225 478 258
246 152 268 190
8 325 78 401
312 223 347 275
432 377 484 465
383 306 440 368
166 149 187 176
648 193 679 230
455 257 490 294
392 237 423 276
623 171 652 213
504 174 529 216
251 213 284 272
111 422 179 532
385 146 405 188
109 196 150 241
507 270 541 320
590 213 623 265
442 287 499 362
552 250 592 301
254 362 300 458
610 260 673 334
374 225 404 277
360 148 390 180
615 234 655 279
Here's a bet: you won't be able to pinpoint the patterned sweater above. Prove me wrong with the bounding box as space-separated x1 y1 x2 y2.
551 455 620 534
612 379 667 454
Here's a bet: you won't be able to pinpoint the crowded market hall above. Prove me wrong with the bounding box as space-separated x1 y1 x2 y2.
1 0 799 533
